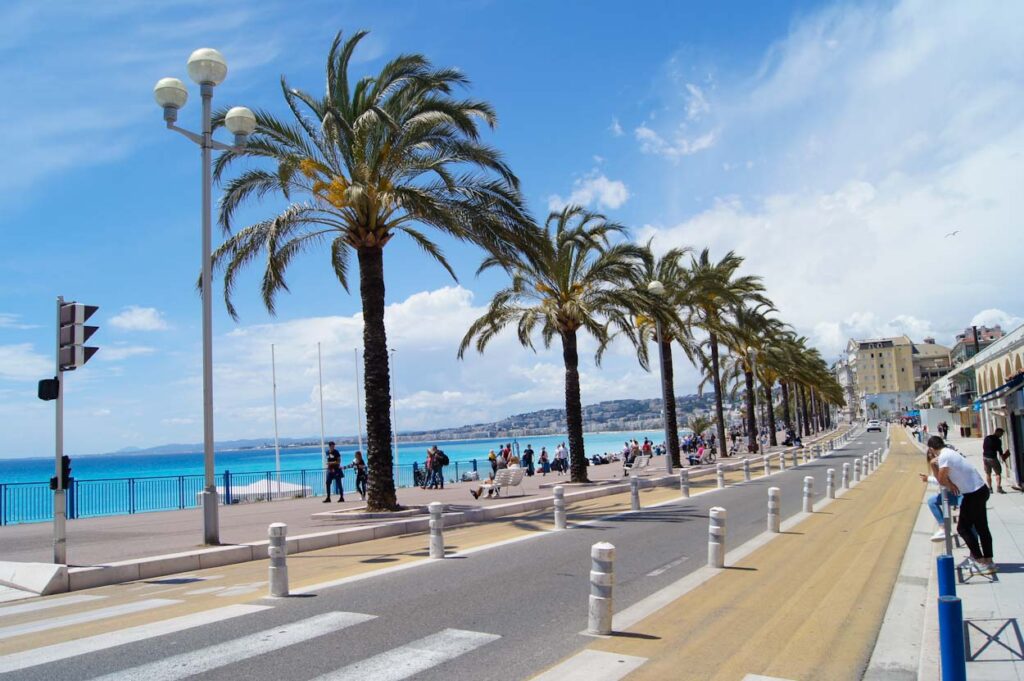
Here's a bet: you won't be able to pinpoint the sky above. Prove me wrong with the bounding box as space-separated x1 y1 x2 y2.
1 0 1022 458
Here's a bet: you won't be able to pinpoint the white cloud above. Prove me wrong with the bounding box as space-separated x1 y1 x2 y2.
99 344 156 361
634 124 717 160
0 313 37 330
970 309 1023 332
609 117 623 136
685 83 710 120
548 172 630 212
109 306 169 331
0 344 50 381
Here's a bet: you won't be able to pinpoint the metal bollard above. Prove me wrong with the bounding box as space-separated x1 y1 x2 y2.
553 485 567 530
842 462 850 489
630 475 641 511
429 501 445 559
588 542 615 635
791 450 799 467
863 455 869 476
800 449 807 465
853 459 861 483
708 507 727 568
716 464 725 489
826 469 835 499
268 522 289 597
767 487 780 533
938 596 967 681
803 476 814 513
679 469 690 498
779 452 786 471
763 456 771 477
937 555 956 598
743 458 751 482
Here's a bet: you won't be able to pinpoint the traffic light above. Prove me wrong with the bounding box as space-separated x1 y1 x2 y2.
49 456 72 490
59 303 99 371
38 377 59 401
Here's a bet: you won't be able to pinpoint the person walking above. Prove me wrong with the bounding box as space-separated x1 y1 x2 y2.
522 444 535 476
349 450 368 501
982 427 1009 494
323 441 345 503
429 446 448 489
539 447 550 476
928 435 996 574
555 442 568 475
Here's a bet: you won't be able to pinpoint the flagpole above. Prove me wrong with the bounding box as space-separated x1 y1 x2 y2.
354 348 364 453
271 344 281 498
317 342 326 469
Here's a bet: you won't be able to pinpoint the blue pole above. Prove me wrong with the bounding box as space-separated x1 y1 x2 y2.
225 471 232 506
937 555 956 597
938 595 967 681
472 458 478 472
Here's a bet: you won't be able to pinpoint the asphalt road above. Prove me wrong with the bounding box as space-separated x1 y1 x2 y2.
15 430 883 681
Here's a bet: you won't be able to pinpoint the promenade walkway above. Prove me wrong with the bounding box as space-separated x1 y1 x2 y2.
545 426 920 680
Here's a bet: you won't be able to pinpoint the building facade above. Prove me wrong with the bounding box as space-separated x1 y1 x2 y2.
951 325 1004 366
847 336 917 418
912 337 952 396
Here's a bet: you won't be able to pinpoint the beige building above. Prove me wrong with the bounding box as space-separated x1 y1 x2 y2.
912 337 952 395
847 336 917 417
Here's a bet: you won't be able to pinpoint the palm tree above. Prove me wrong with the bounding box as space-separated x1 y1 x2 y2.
209 30 526 511
459 206 650 483
688 414 712 438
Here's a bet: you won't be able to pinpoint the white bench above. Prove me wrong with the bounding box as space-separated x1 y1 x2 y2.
480 467 526 497
623 455 652 476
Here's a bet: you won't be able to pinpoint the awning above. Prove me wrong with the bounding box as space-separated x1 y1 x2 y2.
974 373 1024 406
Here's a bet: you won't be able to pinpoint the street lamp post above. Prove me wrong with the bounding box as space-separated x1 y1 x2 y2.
647 280 673 474
154 49 256 545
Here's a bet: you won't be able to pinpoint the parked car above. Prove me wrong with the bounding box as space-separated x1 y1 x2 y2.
867 419 882 432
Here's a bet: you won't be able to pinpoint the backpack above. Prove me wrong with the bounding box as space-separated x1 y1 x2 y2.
438 451 450 466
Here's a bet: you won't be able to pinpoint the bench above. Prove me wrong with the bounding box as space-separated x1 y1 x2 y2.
480 467 526 497
623 455 652 476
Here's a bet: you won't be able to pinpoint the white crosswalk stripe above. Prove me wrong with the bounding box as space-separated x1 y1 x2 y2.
313 628 501 681
0 594 105 619
0 598 179 641
85 611 376 681
0 604 270 674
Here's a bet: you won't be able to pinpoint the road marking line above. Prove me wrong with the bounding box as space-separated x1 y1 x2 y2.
215 581 266 597
742 675 798 681
0 598 179 641
531 649 647 680
184 586 225 595
0 594 105 619
86 611 376 681
0 603 270 674
312 628 500 681
646 556 688 577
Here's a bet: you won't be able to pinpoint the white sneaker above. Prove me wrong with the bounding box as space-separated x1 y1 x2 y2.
931 529 946 542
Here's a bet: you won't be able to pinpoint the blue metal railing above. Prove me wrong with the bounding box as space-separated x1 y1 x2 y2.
0 459 480 526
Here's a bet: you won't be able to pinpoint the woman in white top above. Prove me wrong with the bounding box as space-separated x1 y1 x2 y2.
927 436 995 574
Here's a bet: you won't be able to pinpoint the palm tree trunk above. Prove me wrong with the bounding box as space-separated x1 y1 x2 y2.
800 385 811 436
781 382 793 433
709 332 728 456
357 246 398 511
561 329 588 483
744 369 757 452
661 337 681 468
764 380 778 446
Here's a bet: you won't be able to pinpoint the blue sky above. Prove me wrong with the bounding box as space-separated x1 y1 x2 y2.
1 0 1022 457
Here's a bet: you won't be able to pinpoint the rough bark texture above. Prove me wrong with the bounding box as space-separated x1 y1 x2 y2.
709 332 728 456
661 338 681 468
745 369 758 451
358 247 398 511
781 382 793 433
561 330 589 483
800 384 811 436
764 381 778 446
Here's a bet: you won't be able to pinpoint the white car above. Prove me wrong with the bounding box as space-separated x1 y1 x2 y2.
866 420 882 432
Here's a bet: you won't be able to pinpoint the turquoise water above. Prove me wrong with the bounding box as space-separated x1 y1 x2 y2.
0 430 668 484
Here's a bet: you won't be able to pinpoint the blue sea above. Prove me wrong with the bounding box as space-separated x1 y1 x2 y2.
0 430 669 485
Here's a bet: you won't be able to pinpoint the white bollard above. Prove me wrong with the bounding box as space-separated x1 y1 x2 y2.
429 501 445 559
763 456 771 477
708 507 727 568
679 469 690 498
826 469 835 499
630 475 641 511
743 458 751 482
803 476 814 513
268 522 289 597
862 455 869 476
588 542 615 635
768 487 780 533
842 462 850 489
801 449 808 465
716 464 726 489
779 452 786 471
791 450 799 467
553 485 567 530
853 459 861 483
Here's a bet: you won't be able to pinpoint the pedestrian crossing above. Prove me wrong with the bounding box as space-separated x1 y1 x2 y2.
0 592 502 680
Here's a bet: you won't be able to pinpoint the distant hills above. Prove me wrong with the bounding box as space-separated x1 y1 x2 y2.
103 394 726 456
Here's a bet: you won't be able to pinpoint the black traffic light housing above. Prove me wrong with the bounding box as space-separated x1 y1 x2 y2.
38 377 59 401
49 455 72 490
59 303 99 371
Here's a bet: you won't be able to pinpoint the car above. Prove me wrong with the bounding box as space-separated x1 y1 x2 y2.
867 420 882 432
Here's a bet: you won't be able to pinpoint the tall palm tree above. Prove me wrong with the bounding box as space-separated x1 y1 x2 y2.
459 206 650 483
209 30 526 511
681 250 767 456
719 305 779 453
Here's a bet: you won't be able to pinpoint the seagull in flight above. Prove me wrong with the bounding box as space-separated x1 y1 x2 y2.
945 230 960 238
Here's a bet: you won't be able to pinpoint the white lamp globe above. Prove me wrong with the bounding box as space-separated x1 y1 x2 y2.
153 77 188 109
224 106 257 135
647 280 666 297
187 48 227 85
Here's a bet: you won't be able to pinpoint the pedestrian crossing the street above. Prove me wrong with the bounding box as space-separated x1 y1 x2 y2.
0 596 502 680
